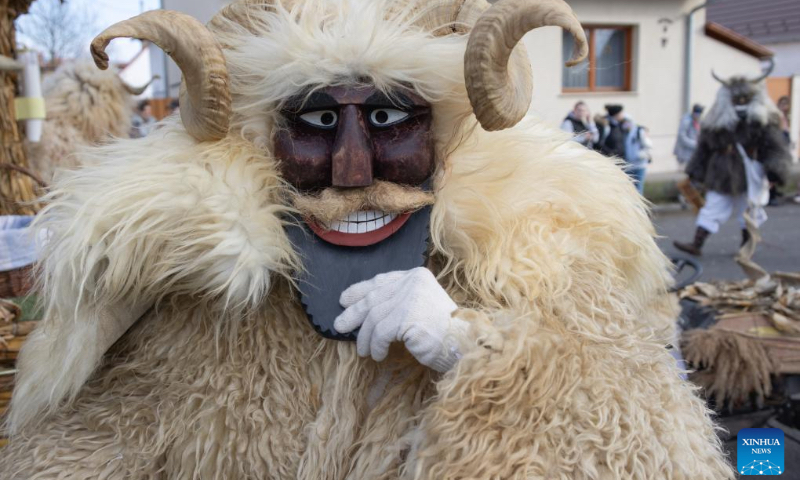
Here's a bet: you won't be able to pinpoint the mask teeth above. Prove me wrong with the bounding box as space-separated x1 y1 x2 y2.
329 211 398 234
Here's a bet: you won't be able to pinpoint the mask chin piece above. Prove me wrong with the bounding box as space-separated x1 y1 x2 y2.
285 206 432 341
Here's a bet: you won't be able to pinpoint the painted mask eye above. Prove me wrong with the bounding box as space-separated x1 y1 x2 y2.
299 110 338 129
369 108 409 127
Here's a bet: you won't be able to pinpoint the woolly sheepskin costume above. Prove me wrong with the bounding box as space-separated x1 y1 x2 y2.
26 61 154 182
2 1 733 478
675 66 790 256
687 75 789 196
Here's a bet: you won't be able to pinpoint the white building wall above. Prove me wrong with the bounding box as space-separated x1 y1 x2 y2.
524 0 761 174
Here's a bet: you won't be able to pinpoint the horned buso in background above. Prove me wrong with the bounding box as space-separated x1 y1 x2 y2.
2 1 734 479
24 61 156 182
674 61 791 256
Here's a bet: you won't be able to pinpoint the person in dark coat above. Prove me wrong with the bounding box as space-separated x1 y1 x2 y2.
674 66 790 256
598 104 633 158
561 101 599 149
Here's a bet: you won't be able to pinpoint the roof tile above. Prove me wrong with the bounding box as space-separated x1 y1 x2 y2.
708 0 800 44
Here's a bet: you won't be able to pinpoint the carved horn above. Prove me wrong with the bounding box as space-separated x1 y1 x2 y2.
120 74 161 96
711 69 730 87
749 57 775 84
465 0 588 131
91 10 231 142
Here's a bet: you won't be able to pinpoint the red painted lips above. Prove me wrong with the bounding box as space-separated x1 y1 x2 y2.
306 211 412 247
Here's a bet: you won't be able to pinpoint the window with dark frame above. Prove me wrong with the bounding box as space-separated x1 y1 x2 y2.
562 26 633 93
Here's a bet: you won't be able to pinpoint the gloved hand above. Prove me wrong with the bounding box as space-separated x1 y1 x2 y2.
334 267 469 372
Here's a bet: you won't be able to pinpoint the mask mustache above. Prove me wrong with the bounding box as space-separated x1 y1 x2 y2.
291 181 435 225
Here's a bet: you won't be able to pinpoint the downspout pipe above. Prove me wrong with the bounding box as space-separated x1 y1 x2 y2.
683 1 714 114
160 0 171 99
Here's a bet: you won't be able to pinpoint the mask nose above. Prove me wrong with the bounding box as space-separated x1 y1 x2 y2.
332 105 374 188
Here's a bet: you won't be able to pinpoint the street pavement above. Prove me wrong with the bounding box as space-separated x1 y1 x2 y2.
654 201 800 282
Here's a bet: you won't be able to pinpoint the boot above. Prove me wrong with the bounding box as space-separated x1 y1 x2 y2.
673 227 710 256
741 229 750 248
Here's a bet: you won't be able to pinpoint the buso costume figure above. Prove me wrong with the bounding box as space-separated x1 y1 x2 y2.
674 64 790 256
3 1 733 478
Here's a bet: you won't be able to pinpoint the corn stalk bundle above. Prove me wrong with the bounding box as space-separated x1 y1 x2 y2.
0 0 44 215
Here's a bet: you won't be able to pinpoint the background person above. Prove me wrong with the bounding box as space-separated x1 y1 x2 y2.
769 96 793 205
598 104 645 193
561 101 599 149
777 95 791 143
625 125 653 195
130 99 155 138
167 98 180 117
598 104 634 159
673 69 790 256
674 104 703 168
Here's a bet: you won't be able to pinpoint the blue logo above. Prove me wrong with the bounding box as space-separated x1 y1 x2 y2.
738 428 784 475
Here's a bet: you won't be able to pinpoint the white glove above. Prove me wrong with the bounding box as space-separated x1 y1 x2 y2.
334 267 469 372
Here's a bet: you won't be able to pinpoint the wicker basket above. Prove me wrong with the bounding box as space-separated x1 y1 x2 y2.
0 264 34 298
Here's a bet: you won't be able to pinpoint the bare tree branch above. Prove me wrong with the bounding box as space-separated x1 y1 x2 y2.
15 0 98 66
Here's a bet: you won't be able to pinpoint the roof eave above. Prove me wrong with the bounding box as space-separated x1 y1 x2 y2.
705 22 775 59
